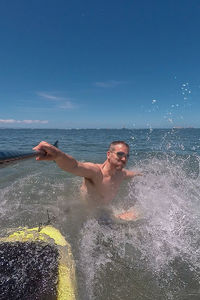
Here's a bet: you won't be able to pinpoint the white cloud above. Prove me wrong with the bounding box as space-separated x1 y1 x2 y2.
94 80 126 88
37 91 77 110
37 92 62 101
0 119 48 124
59 101 77 110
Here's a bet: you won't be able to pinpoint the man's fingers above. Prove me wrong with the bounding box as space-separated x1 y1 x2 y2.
33 141 58 161
33 142 52 154
35 150 47 160
36 153 51 161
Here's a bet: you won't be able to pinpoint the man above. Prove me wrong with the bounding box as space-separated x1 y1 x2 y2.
33 140 141 221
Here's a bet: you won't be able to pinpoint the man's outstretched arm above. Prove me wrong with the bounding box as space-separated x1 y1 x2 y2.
123 169 143 179
33 141 100 179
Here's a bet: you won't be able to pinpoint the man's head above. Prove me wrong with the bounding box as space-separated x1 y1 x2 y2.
107 141 130 170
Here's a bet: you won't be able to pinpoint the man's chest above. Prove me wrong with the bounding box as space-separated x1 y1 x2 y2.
99 175 123 195
84 172 124 203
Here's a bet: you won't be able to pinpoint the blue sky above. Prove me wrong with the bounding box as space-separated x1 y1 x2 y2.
0 0 200 128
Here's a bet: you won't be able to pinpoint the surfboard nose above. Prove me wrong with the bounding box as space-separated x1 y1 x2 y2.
0 225 77 300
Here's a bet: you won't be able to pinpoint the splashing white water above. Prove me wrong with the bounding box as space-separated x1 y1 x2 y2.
79 155 200 299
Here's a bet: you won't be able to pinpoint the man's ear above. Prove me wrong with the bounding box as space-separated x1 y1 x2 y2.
107 151 111 159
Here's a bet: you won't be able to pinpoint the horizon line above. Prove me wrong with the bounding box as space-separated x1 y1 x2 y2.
0 127 198 130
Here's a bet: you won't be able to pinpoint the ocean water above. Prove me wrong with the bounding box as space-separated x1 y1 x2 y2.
0 128 200 300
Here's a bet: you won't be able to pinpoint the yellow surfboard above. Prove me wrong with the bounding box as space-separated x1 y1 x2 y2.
0 225 77 300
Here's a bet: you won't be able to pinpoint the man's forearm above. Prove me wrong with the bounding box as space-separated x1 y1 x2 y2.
55 151 78 173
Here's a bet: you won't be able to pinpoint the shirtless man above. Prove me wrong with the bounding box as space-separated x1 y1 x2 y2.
33 140 141 221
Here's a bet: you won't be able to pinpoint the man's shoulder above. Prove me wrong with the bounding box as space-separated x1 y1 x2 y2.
82 161 102 173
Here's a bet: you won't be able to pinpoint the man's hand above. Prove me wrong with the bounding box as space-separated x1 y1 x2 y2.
33 141 61 161
134 171 143 176
115 209 139 221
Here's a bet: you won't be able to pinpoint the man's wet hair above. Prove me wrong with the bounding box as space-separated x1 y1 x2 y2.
109 141 129 152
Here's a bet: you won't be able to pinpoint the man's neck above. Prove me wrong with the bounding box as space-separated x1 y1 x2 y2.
101 160 120 177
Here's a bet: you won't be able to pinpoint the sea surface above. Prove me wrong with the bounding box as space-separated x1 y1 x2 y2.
0 128 200 300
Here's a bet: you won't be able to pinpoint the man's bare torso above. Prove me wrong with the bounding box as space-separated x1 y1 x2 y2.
80 163 125 206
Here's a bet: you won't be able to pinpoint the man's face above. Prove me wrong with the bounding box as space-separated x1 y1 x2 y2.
107 144 129 170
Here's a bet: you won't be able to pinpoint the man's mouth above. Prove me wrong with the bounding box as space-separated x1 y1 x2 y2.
118 161 125 167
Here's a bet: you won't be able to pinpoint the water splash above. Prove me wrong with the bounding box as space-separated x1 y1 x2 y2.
79 153 200 299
